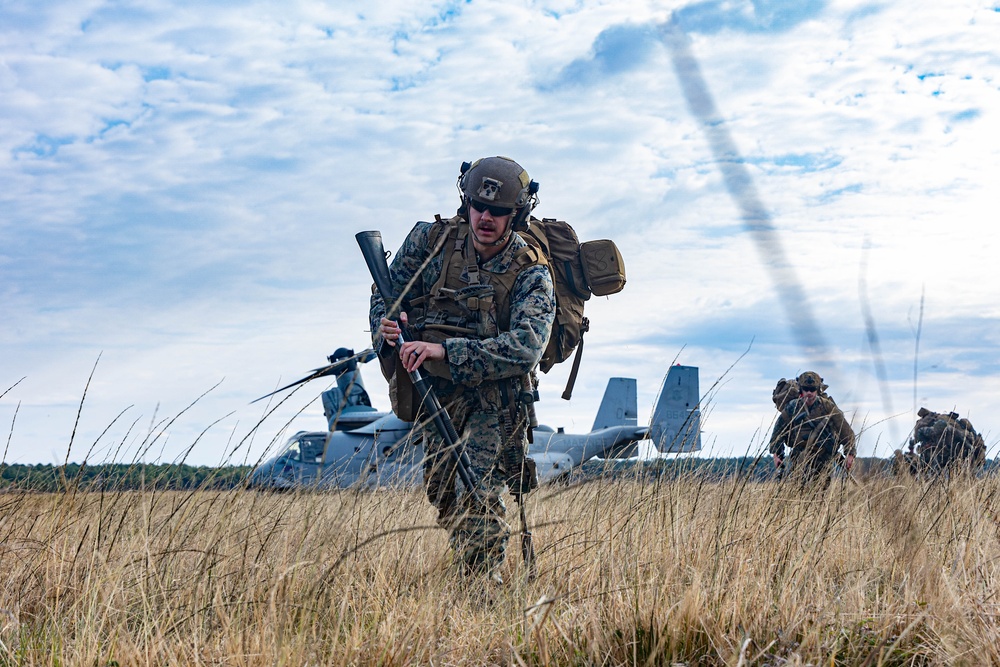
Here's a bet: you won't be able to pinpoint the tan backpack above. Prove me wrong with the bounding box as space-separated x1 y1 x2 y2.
772 378 799 411
519 217 626 399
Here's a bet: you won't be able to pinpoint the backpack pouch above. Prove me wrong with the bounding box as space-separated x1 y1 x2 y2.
580 239 626 296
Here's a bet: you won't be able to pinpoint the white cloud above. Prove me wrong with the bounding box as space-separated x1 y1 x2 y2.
2 0 999 466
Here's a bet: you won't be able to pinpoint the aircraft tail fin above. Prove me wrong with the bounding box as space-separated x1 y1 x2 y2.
649 364 702 453
591 377 638 431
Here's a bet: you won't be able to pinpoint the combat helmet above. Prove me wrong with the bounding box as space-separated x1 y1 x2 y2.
457 156 539 236
796 371 825 392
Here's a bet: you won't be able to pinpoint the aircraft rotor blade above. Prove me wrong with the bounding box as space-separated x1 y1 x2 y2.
659 16 832 366
250 347 375 404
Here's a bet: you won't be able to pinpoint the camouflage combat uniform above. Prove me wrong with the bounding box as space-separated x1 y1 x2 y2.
370 220 554 577
911 409 985 476
769 395 856 487
891 448 921 477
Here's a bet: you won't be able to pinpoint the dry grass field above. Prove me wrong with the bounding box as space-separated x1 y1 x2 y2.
1 472 998 666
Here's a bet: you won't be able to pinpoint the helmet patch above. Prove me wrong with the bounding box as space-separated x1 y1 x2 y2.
477 177 503 201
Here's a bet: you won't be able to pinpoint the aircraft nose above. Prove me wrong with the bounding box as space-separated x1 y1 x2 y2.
249 461 274 487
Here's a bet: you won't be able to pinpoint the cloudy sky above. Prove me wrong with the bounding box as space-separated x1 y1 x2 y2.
3 0 998 467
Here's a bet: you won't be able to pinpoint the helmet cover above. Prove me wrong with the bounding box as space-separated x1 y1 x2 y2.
462 156 532 210
796 371 823 391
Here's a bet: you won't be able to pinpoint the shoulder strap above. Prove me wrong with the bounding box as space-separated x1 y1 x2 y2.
426 215 466 299
512 243 546 269
489 240 543 334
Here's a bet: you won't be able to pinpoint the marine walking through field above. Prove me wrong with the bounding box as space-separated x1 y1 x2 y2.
367 155 628 586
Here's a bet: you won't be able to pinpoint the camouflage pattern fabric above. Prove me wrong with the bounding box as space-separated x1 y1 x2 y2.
911 409 985 476
892 448 921 477
370 220 555 577
769 395 855 488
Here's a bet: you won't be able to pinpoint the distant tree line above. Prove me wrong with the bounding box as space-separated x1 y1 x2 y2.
571 456 998 483
0 463 254 492
571 456 784 483
0 457 995 492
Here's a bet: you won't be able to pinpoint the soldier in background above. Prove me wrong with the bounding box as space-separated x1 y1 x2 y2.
769 371 856 488
909 407 985 476
891 442 921 477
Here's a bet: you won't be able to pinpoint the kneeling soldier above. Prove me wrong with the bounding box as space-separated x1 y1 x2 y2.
769 371 856 488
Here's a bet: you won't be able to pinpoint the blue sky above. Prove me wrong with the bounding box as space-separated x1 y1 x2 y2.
2 0 998 466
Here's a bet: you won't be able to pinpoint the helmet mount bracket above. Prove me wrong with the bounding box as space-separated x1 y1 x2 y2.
456 157 540 239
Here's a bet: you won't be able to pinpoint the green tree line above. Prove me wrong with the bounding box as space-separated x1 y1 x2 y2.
1 457 993 492
572 455 997 483
0 462 254 492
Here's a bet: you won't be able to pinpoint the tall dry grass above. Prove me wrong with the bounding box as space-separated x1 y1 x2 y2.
1 472 999 665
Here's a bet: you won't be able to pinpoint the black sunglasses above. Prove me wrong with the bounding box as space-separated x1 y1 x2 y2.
469 199 513 217
801 387 818 393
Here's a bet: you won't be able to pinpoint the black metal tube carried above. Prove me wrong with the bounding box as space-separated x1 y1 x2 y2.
355 231 482 500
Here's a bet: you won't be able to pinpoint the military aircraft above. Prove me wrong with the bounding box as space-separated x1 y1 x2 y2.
248 349 701 490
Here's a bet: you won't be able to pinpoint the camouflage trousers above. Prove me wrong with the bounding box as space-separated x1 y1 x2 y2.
787 445 837 490
423 404 511 578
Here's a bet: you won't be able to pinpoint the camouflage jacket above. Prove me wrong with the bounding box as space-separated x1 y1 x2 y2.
769 395 856 457
369 220 555 403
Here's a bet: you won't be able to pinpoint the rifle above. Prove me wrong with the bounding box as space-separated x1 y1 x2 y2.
355 231 482 503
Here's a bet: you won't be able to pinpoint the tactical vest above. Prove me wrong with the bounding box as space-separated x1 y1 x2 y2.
386 213 625 417
416 214 624 394
387 216 545 421
785 397 838 452
409 215 546 373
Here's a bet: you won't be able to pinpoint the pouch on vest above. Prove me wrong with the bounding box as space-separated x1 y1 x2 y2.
377 336 422 422
413 327 455 381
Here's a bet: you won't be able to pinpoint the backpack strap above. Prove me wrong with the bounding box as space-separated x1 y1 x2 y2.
426 216 465 298
560 317 589 400
492 240 544 333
